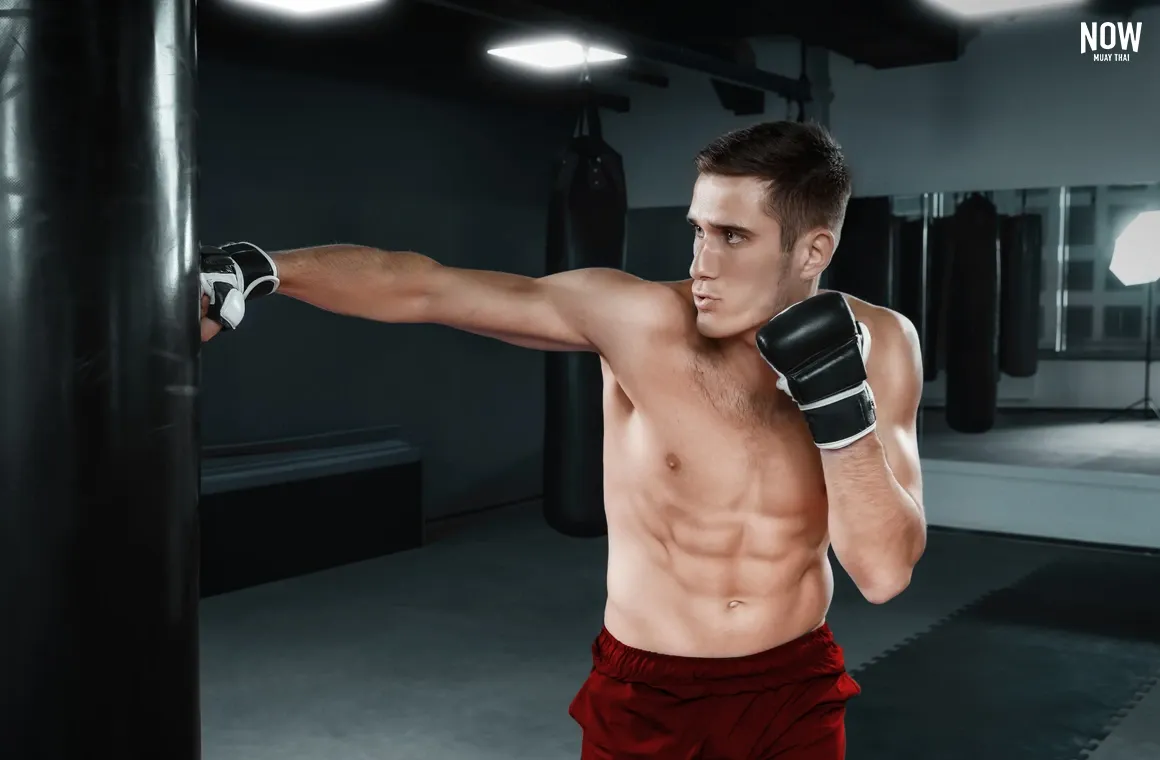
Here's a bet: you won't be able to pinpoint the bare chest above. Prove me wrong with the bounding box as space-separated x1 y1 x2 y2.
601 357 828 518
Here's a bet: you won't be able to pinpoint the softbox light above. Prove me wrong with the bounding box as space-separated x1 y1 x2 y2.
1110 210 1160 287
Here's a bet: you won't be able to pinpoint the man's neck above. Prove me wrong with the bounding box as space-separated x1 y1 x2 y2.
704 328 771 377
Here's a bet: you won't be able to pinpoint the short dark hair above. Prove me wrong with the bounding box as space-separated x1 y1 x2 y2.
694 121 851 251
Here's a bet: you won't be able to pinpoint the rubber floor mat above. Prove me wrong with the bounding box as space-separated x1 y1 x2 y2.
844 554 1160 759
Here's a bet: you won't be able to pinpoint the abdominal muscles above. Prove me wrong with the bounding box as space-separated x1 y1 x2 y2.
601 404 834 658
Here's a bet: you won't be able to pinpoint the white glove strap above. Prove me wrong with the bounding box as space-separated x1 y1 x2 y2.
801 382 878 450
816 422 877 450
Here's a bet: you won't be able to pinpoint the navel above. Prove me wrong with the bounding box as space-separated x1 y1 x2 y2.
727 600 743 610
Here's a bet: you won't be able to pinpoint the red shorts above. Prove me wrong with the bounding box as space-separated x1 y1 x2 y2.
568 624 861 759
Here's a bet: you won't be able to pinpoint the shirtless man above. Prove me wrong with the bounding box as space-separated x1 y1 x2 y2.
199 120 926 759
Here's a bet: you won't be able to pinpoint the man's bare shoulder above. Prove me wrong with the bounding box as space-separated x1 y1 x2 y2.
839 293 918 346
590 269 692 304
582 270 695 335
838 292 923 383
647 279 700 338
657 278 696 302
569 272 697 384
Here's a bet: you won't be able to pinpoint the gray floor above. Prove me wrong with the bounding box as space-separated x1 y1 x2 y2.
919 409 1160 475
200 502 1160 759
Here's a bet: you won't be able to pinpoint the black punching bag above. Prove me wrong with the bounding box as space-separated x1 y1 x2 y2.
543 101 626 537
0 2 201 758
999 213 1043 378
893 218 925 333
944 194 1001 433
924 216 954 382
826 196 894 306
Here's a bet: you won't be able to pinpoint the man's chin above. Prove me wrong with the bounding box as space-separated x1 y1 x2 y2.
695 313 737 339
696 311 768 342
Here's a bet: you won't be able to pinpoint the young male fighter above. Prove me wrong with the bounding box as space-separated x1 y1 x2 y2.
200 120 926 759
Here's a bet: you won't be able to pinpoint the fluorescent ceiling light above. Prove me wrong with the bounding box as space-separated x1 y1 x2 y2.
487 38 627 71
922 0 1086 19
225 0 385 17
1110 211 1160 286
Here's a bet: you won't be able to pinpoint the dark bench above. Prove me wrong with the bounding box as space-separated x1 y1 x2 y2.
199 428 423 596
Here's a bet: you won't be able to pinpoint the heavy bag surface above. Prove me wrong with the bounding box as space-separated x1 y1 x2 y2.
543 109 626 538
0 2 201 757
924 217 954 382
945 194 1001 433
999 213 1043 378
827 196 893 306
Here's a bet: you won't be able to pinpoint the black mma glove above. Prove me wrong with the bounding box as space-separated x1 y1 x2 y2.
755 291 877 450
199 242 279 330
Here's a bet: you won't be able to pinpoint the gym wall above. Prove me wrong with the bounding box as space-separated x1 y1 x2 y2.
197 57 574 519
601 38 804 210
606 10 1160 411
606 8 1160 205
830 8 1160 197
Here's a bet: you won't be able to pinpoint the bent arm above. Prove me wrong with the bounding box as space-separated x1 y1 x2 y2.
823 309 926 603
272 243 655 353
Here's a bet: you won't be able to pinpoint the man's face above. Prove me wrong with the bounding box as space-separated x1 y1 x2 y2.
687 174 812 340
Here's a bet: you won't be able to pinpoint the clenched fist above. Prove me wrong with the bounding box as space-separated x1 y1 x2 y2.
201 295 222 343
199 241 279 340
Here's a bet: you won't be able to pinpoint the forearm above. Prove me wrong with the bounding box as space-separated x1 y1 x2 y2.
822 434 926 603
274 244 440 322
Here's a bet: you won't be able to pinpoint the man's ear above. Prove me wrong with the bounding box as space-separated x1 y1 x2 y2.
797 228 837 281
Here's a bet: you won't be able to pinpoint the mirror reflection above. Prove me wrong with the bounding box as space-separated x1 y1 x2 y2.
828 183 1160 476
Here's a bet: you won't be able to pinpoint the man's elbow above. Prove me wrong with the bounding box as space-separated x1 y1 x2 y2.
857 566 913 604
843 545 921 603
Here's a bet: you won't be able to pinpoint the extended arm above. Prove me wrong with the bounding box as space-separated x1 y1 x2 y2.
821 311 926 604
203 242 665 356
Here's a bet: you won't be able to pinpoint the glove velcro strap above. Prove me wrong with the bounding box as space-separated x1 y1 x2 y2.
782 337 866 403
221 241 280 299
801 382 877 450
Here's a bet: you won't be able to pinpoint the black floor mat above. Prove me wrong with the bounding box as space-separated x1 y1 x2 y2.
845 554 1160 760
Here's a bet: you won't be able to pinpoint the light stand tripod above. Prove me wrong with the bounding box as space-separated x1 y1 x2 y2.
1102 278 1160 422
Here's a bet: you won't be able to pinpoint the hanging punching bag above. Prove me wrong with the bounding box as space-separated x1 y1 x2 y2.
945 194 1001 433
924 216 953 382
894 218 925 334
826 196 894 306
543 99 626 538
0 1 200 757
999 213 1043 378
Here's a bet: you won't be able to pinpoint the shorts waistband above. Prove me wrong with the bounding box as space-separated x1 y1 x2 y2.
591 624 846 690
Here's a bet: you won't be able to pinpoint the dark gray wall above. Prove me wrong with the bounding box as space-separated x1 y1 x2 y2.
197 59 573 519
626 208 691 283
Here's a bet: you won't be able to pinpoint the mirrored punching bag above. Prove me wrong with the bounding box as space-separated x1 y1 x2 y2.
945 194 1001 433
999 213 1043 378
0 2 201 758
543 97 627 538
824 196 894 307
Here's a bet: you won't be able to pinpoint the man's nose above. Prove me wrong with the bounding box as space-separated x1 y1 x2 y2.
690 246 719 279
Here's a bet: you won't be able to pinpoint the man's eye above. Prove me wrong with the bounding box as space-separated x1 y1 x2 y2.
726 231 742 243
